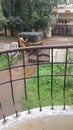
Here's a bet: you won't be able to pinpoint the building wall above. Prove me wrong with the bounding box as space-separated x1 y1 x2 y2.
52 3 73 36
58 13 73 21
52 24 73 36
69 0 73 4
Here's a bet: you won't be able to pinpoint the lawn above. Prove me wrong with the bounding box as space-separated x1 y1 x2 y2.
22 63 73 110
0 54 9 69
0 47 73 110
22 49 73 110
0 52 22 69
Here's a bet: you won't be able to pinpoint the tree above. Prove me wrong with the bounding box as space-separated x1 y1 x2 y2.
7 16 23 36
1 0 66 35
0 0 7 35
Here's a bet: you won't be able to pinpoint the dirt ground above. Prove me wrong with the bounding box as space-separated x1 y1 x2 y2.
0 36 73 120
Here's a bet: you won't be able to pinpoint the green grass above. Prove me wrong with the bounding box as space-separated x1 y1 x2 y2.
0 54 9 69
0 48 73 110
0 52 22 69
22 64 73 110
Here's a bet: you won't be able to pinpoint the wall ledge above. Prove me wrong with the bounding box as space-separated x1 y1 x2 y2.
0 106 73 130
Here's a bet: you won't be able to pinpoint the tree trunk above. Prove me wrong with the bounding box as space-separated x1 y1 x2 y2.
11 26 14 36
4 26 7 36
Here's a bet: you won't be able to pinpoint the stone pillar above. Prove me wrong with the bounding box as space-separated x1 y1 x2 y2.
46 26 52 38
50 49 66 62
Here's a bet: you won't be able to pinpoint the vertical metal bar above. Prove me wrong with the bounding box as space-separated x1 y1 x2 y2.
0 54 6 122
37 49 42 111
51 49 54 110
0 101 6 122
22 51 30 113
7 53 18 117
63 48 68 110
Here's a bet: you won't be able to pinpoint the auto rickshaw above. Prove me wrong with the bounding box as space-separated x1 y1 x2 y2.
18 32 43 47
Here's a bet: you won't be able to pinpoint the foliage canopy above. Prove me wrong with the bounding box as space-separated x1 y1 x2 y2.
1 0 67 35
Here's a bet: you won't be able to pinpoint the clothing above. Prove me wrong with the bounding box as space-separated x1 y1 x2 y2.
20 37 25 44
19 37 28 46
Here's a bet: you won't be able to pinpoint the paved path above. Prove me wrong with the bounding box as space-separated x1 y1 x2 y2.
0 36 73 50
0 43 10 50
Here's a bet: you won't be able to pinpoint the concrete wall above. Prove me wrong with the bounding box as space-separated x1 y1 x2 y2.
0 106 73 130
3 115 73 130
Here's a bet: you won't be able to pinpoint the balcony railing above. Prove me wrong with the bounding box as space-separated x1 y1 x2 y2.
0 44 73 123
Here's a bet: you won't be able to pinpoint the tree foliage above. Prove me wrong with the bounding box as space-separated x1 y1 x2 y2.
0 0 7 30
1 0 67 35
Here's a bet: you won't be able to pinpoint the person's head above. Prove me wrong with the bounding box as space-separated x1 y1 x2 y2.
20 37 24 40
23 36 26 40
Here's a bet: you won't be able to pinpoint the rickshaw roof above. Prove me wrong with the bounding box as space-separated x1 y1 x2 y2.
19 32 43 36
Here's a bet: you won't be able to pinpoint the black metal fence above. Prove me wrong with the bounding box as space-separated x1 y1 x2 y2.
52 25 73 37
0 44 73 122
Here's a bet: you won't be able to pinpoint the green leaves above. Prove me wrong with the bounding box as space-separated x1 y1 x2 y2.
7 16 23 30
0 54 8 69
1 0 67 33
0 0 7 30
